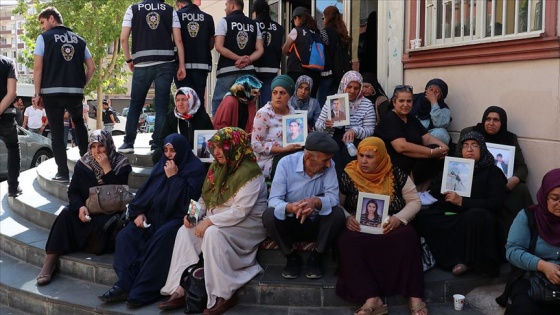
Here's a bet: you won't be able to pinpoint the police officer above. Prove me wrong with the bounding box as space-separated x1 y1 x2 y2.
211 0 264 115
119 0 186 153
33 7 95 182
175 0 214 110
0 56 21 197
252 0 284 107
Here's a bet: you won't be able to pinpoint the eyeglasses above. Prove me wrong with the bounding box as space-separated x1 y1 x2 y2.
461 144 480 150
547 194 560 203
394 85 413 93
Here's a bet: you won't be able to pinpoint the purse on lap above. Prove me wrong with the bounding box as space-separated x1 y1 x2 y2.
527 271 560 305
86 185 133 215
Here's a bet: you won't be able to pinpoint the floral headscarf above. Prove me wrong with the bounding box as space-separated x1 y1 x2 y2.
80 130 130 184
338 70 364 104
458 131 495 169
225 75 262 104
201 127 262 208
344 137 394 199
173 87 201 120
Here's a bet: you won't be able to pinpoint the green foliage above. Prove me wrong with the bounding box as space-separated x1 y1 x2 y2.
13 0 139 98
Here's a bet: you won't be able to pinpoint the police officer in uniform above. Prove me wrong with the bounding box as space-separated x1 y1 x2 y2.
119 0 186 153
252 0 284 107
175 0 214 110
0 56 21 197
211 0 264 116
33 7 95 182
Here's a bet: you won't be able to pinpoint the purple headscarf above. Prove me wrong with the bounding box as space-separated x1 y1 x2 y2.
530 168 560 246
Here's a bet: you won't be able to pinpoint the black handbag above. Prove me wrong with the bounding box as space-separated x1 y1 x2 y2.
527 271 560 305
180 261 207 314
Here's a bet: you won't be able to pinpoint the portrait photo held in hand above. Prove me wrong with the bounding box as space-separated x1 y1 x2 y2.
355 193 390 234
487 142 515 178
441 157 474 197
193 130 217 163
282 113 308 146
326 93 350 127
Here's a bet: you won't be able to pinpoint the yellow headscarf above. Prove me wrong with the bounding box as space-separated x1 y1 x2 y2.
344 137 394 198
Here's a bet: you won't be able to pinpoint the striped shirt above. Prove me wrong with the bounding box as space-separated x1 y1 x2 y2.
315 97 376 139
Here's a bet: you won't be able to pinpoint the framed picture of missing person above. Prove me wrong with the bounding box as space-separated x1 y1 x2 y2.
193 130 217 163
326 93 350 127
441 156 475 197
355 192 390 234
486 142 515 179
282 113 308 147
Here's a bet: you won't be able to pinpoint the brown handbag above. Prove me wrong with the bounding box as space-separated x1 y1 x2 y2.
86 185 133 215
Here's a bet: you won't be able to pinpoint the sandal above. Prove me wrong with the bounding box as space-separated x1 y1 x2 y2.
355 304 388 315
452 263 470 276
410 301 428 315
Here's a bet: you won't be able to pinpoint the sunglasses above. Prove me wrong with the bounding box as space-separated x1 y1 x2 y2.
394 85 413 92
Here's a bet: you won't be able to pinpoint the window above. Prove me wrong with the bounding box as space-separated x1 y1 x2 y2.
415 0 545 48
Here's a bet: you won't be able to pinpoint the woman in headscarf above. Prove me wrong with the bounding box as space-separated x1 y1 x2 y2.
37 130 131 286
361 72 389 124
213 75 262 134
251 75 302 179
99 134 206 307
503 168 560 315
152 87 213 164
414 131 507 277
457 106 533 241
411 78 452 145
288 75 321 127
336 137 427 315
315 70 376 178
159 127 267 314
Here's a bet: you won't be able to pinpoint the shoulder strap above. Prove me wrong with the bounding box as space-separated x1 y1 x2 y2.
525 208 538 254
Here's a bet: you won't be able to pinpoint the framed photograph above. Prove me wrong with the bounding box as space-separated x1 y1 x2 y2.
326 93 350 127
487 142 515 178
441 156 475 197
355 192 390 234
282 113 308 147
193 130 217 163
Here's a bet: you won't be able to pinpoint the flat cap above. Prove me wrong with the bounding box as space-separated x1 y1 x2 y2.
305 132 339 154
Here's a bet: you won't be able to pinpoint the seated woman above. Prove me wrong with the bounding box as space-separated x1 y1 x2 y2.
411 79 452 145
315 71 376 178
457 106 534 241
503 168 560 315
152 87 213 164
37 130 131 286
251 75 302 178
414 131 507 277
99 134 206 307
288 75 321 128
213 75 262 134
159 127 267 314
336 137 427 315
375 85 449 193
361 72 389 124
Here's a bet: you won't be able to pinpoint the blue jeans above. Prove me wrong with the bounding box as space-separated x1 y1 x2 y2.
211 74 238 116
316 76 337 108
175 69 209 113
124 62 176 146
256 73 275 108
0 119 20 191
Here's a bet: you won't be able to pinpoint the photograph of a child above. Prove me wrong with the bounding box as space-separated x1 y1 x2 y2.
282 113 308 146
360 198 384 227
193 130 217 162
441 157 475 197
487 143 515 178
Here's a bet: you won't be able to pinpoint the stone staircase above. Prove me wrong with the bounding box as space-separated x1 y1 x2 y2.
0 135 505 314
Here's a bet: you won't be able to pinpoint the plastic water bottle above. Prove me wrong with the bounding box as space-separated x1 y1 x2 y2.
346 142 357 157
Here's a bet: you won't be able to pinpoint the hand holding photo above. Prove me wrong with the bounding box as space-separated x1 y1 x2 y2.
282 113 308 146
193 130 218 163
326 93 350 127
355 192 390 234
486 142 515 178
441 156 475 197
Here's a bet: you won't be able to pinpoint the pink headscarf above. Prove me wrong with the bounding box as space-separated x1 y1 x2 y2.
530 168 560 246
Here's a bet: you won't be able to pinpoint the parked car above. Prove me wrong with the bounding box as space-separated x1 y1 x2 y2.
0 126 53 179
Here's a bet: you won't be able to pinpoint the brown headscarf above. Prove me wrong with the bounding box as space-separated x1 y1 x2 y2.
344 137 394 198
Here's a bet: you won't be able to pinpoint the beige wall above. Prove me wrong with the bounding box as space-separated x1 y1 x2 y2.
405 58 560 195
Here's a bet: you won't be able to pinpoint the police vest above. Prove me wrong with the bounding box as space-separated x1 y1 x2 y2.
177 4 213 71
40 26 87 96
216 10 258 77
130 0 175 64
253 18 283 75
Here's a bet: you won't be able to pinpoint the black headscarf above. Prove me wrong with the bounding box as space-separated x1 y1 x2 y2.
412 78 449 121
473 106 516 145
459 131 495 169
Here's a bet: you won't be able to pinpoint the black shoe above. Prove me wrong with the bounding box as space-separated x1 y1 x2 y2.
118 143 134 153
126 298 146 309
305 251 324 279
282 251 301 279
52 173 69 183
8 187 22 197
98 285 128 303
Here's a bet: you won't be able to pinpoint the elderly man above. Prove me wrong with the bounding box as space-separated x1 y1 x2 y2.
263 132 345 279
